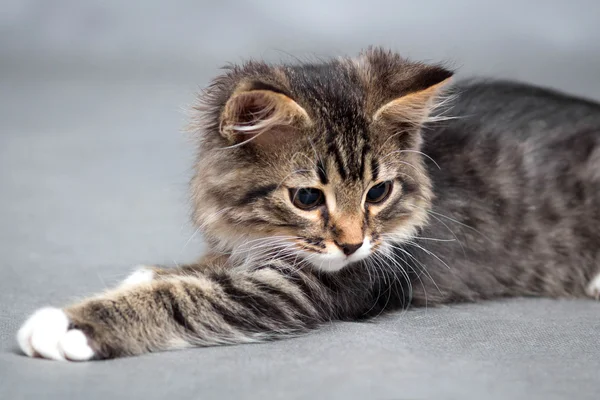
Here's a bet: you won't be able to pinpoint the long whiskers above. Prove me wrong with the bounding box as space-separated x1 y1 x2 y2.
382 243 430 309
383 242 442 295
409 203 492 243
404 240 452 272
403 204 468 258
371 251 409 318
380 149 441 170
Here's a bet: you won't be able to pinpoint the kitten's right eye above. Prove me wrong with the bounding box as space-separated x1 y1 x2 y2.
289 188 325 210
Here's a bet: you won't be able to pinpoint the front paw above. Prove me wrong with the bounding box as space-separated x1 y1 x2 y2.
17 307 95 361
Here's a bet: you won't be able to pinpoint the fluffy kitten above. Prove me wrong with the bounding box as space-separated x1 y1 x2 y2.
17 48 600 361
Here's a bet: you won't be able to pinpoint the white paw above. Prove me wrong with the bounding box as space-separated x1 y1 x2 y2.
586 273 600 299
17 307 95 361
120 265 154 287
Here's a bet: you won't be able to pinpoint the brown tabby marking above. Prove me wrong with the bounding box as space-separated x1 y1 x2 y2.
16 47 600 361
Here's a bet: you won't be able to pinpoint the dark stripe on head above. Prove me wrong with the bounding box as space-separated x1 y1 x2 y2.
237 184 278 206
371 158 379 181
316 159 328 185
332 146 348 180
359 144 371 181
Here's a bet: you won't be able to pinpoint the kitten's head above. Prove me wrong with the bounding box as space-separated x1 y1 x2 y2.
191 48 453 272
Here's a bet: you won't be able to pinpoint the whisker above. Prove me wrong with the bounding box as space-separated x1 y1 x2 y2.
235 236 299 251
362 257 386 316
372 252 408 318
386 244 429 309
404 205 468 256
383 233 455 242
377 157 418 173
275 169 313 190
384 242 442 295
404 240 452 272
397 150 441 170
410 203 492 243
380 248 413 300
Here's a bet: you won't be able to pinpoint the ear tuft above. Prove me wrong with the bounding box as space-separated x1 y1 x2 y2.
373 76 453 126
220 89 310 146
358 48 455 127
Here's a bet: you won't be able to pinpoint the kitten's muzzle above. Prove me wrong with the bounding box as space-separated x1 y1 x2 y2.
338 242 362 256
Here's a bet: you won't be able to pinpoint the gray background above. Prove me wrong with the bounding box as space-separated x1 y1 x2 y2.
1 1 599 399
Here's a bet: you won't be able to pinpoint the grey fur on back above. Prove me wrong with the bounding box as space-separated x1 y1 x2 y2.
404 80 600 305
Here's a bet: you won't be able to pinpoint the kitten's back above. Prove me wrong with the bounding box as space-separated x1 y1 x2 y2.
409 80 600 304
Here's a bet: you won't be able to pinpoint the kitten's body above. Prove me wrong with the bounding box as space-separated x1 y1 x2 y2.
407 80 600 305
17 49 600 361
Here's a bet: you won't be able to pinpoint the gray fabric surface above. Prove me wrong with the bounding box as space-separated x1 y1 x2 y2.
2 300 599 399
2 1 600 399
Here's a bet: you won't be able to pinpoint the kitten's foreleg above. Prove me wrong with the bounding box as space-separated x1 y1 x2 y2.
119 253 230 286
17 266 329 361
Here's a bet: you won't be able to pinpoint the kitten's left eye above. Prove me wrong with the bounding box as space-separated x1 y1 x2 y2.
366 181 392 204
289 188 325 210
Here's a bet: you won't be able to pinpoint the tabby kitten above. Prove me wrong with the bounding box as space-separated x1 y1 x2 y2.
17 48 600 361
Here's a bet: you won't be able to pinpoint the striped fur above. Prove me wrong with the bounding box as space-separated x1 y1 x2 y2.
64 265 324 358
18 48 600 360
61 254 409 359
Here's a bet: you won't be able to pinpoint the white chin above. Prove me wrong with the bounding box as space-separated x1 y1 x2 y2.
308 258 349 272
303 238 372 272
306 254 369 272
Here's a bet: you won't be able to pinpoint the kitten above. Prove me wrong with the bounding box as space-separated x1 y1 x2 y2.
17 47 600 361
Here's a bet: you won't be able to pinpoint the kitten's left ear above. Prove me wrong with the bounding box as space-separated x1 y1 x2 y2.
220 88 311 146
373 69 454 127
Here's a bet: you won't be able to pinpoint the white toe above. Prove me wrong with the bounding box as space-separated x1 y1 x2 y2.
16 309 41 357
121 265 154 287
17 307 95 361
586 273 600 299
21 308 69 360
59 329 94 361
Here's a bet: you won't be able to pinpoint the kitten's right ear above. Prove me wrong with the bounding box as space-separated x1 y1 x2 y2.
220 89 310 146
372 77 453 129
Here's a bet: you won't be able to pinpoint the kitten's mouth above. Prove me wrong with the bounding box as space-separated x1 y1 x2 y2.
303 238 373 272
